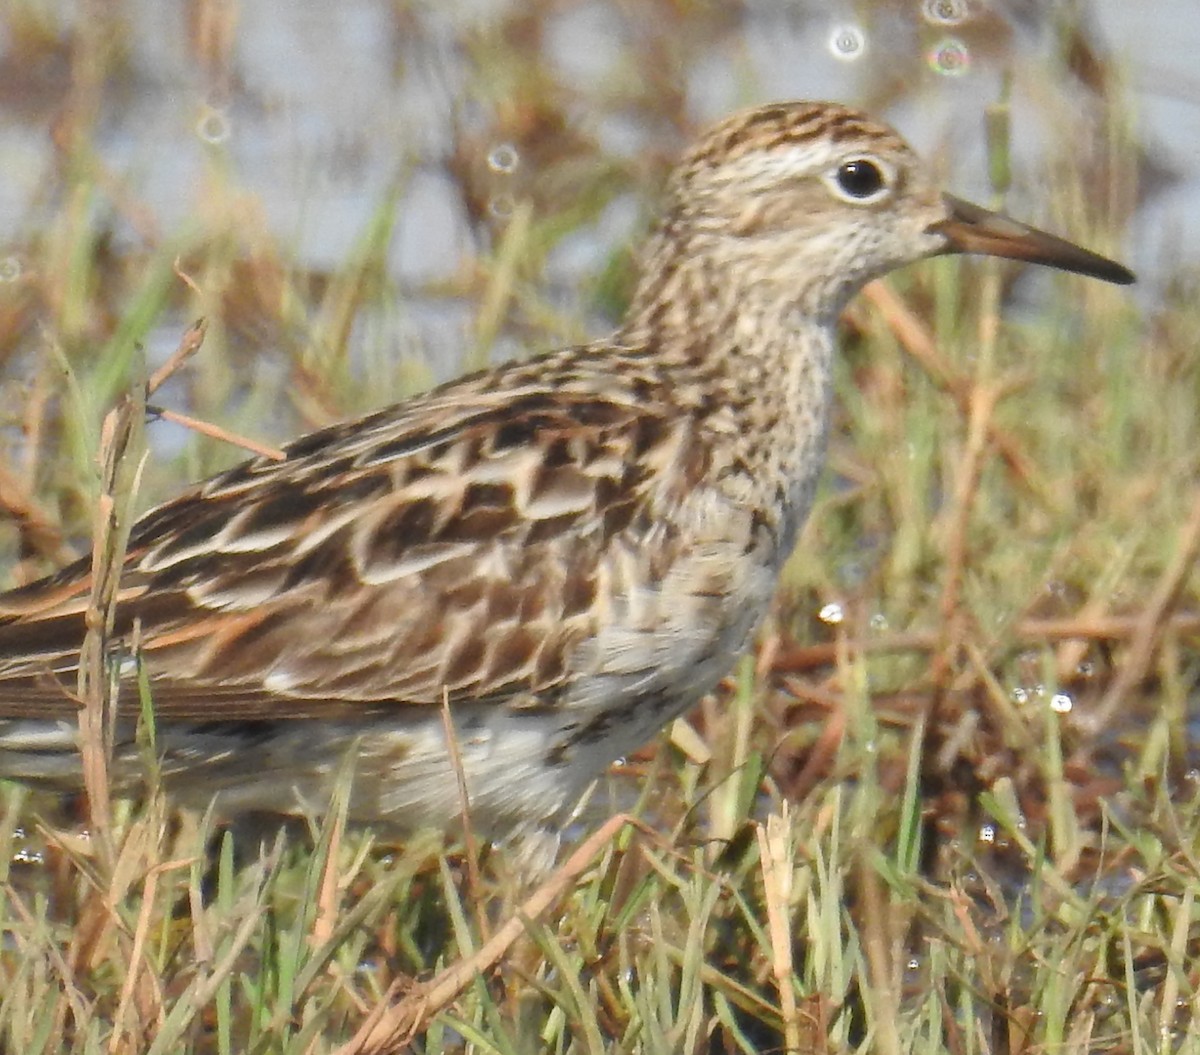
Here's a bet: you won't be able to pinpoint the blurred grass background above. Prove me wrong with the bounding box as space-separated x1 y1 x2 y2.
0 1 1198 1052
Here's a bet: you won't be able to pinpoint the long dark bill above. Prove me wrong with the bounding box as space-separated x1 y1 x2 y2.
932 194 1135 285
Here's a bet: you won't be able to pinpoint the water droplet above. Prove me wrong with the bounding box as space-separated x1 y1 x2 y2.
196 107 231 145
1011 686 1029 705
487 143 520 174
818 602 844 625
922 0 970 26
828 24 866 62
488 194 515 220
12 846 43 865
0 256 22 283
1050 692 1073 714
978 823 996 844
868 612 888 631
927 37 971 77
1076 660 1095 678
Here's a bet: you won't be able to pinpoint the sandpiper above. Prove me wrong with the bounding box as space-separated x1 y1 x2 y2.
0 101 1133 834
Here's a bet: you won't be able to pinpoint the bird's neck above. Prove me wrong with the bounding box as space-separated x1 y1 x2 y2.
619 231 837 425
617 235 837 553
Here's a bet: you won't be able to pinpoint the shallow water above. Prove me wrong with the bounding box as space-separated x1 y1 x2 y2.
0 2 1193 334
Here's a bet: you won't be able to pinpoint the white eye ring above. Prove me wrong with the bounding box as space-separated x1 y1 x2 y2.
823 155 895 204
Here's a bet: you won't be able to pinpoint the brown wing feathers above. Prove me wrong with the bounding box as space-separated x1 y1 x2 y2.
0 361 699 723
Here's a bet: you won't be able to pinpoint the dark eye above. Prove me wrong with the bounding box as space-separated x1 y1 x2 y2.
835 158 886 199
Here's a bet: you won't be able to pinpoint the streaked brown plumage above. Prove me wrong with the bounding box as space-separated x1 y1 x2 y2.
0 102 1133 832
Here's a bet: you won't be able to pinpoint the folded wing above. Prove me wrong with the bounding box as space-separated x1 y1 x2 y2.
0 350 707 722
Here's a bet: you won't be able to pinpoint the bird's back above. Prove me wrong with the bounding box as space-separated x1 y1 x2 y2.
0 337 785 827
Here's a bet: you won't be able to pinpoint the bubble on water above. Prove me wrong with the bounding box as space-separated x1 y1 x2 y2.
488 194 515 220
922 0 970 26
487 143 520 174
818 602 844 625
0 256 21 283
828 24 866 62
1050 692 1073 714
196 107 231 145
927 37 971 77
978 823 996 844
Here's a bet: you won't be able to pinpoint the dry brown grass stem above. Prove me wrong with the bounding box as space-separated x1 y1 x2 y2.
75 319 214 876
756 808 799 1053
312 803 347 950
337 813 645 1054
1091 485 1200 730
440 690 486 939
780 702 848 803
109 856 193 1054
5 879 92 1040
929 377 1008 695
77 385 145 874
146 317 207 396
0 462 73 566
145 407 286 462
857 860 901 1055
862 280 1058 511
145 318 286 461
773 612 1200 672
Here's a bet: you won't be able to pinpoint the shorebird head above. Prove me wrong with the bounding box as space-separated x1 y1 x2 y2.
647 101 1133 320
